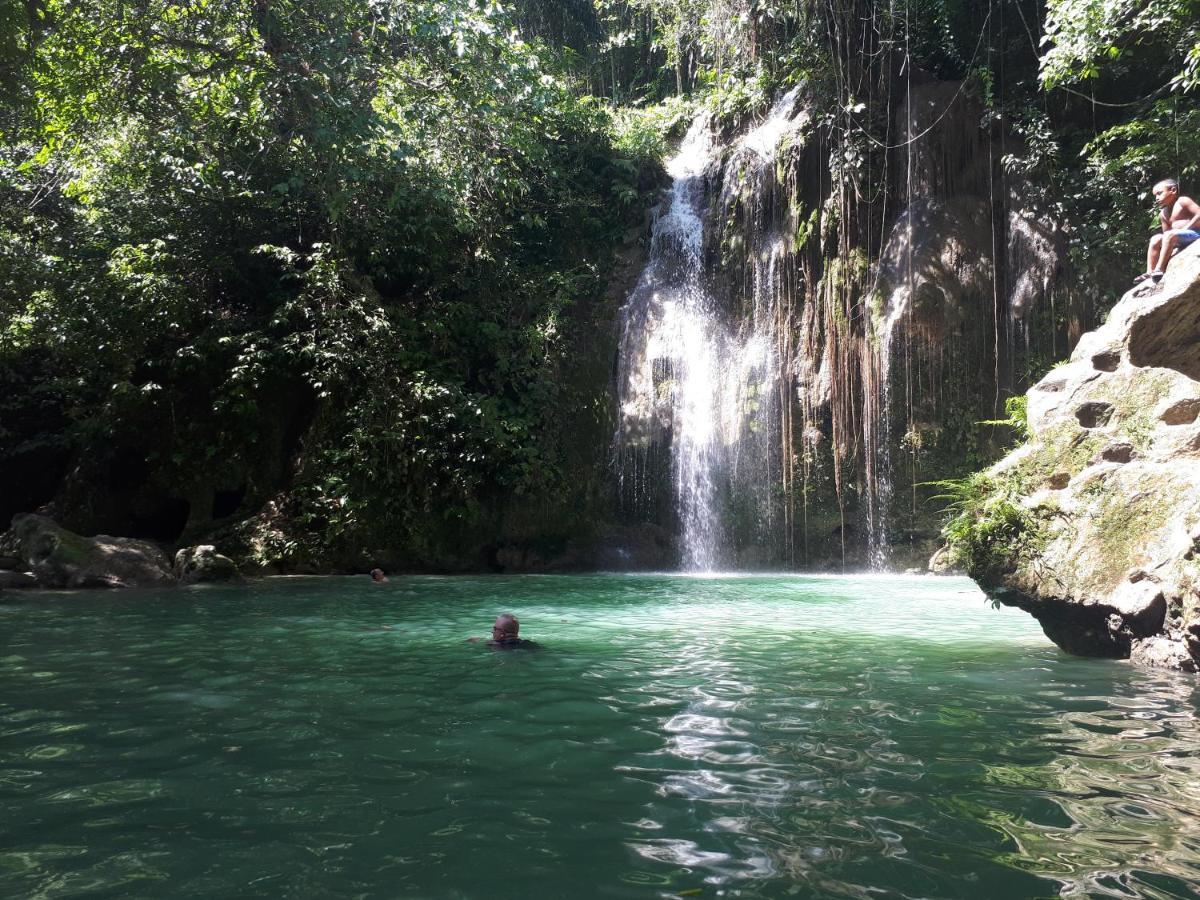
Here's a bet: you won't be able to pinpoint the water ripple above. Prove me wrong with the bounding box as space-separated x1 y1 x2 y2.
2 574 1199 898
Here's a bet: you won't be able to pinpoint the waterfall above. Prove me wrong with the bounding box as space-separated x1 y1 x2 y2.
615 90 805 571
613 75 1065 574
615 114 721 571
868 276 907 569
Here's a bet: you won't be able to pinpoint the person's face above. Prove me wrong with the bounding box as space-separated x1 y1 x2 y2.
1153 182 1178 207
492 618 518 641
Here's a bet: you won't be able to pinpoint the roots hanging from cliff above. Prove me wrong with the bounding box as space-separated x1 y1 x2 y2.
614 0 1071 570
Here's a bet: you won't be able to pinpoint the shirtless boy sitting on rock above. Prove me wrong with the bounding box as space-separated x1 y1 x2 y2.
1136 178 1200 284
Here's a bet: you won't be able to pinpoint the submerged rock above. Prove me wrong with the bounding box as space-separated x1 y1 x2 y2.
961 244 1200 671
8 514 176 589
174 545 243 584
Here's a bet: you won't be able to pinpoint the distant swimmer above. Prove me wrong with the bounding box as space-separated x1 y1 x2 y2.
468 613 540 649
370 568 388 583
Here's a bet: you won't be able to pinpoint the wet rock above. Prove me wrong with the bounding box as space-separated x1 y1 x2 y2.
490 542 549 573
588 524 676 571
1047 472 1070 490
927 545 963 575
1034 376 1068 393
8 514 176 589
1107 579 1166 632
1187 621 1200 657
174 545 243 584
1128 259 1200 381
1130 636 1197 672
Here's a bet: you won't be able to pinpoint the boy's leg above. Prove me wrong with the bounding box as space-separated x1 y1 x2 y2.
1147 233 1163 273
1154 231 1179 274
1137 234 1164 281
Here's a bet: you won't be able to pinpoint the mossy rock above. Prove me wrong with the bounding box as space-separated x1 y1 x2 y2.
10 514 176 589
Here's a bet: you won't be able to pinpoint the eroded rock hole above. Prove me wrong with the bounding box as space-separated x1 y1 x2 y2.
1091 350 1121 372
1100 442 1134 464
212 485 247 519
1075 402 1114 428
1160 398 1200 426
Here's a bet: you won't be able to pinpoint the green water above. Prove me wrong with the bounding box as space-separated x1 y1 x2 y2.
3 574 1200 899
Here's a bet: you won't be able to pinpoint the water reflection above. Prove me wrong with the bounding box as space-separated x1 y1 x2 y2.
987 670 1200 897
619 609 1200 898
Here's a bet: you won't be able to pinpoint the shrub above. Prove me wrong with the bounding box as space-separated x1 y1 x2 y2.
933 471 1044 579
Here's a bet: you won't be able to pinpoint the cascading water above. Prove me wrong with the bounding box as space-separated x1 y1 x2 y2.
615 90 806 572
616 75 1063 574
868 276 907 569
614 114 722 571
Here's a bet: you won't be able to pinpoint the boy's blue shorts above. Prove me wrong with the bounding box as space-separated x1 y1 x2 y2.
1170 228 1200 247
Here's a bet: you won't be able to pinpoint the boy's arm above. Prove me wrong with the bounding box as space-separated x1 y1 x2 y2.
1181 197 1200 231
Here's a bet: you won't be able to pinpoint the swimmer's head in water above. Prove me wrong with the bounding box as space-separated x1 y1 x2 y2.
492 613 519 641
370 568 387 583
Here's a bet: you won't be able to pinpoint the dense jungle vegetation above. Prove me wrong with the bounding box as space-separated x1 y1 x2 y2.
1 0 1197 570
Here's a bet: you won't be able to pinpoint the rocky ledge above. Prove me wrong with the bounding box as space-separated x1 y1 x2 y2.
953 244 1200 671
1 514 242 590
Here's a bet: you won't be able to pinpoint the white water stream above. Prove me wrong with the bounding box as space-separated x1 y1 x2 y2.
615 91 805 571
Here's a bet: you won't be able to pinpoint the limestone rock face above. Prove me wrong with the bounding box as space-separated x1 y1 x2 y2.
973 244 1200 671
9 514 176 589
174 545 243 584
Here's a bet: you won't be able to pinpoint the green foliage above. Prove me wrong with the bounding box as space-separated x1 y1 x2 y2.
933 472 1045 578
1065 101 1200 285
980 396 1030 444
606 94 697 165
0 0 651 559
1041 0 1200 93
703 67 771 120
2 0 1194 566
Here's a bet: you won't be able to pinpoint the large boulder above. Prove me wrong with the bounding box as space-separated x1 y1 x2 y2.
8 514 176 589
174 545 242 584
957 243 1200 671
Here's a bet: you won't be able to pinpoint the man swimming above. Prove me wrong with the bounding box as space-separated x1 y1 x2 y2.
468 613 540 649
1136 178 1200 284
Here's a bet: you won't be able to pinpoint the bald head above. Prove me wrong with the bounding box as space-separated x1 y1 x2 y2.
492 614 519 641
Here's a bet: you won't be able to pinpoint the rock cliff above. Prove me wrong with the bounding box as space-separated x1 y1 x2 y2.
962 244 1200 670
